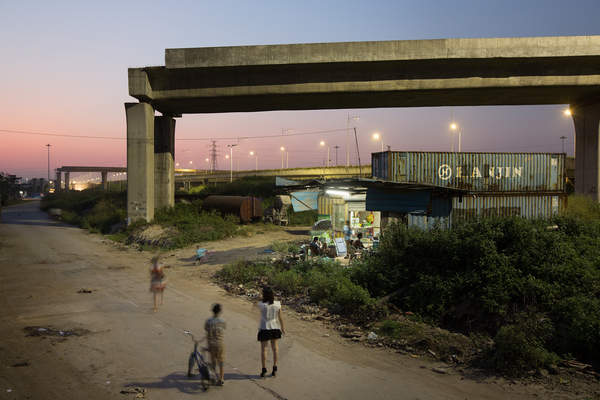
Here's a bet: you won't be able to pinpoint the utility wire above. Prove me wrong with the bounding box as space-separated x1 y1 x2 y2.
0 127 349 141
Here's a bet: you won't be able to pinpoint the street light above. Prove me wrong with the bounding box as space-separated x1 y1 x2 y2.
45 144 51 185
319 140 330 167
450 122 462 152
346 114 360 166
280 146 285 169
372 132 384 152
563 107 575 156
249 151 258 171
227 144 237 182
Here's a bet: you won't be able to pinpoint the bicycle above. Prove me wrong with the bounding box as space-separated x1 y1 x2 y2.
184 330 213 391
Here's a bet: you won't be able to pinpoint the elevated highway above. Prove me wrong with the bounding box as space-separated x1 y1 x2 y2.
126 35 600 222
175 165 370 188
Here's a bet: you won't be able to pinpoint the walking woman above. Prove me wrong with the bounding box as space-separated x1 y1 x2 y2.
149 255 166 312
256 286 285 377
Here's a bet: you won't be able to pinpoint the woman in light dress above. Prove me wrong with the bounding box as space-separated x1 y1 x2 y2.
255 286 285 377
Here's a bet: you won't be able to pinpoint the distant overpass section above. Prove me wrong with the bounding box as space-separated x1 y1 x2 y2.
175 165 370 188
126 36 600 222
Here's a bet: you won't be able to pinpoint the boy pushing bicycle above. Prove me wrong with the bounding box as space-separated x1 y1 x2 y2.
205 303 226 386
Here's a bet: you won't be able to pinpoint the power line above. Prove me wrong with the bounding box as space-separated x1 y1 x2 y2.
0 127 349 141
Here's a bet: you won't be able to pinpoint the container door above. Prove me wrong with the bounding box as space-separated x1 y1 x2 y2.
550 156 558 190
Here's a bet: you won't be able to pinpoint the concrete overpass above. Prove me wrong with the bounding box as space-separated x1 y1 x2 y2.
126 35 600 222
56 166 127 191
176 165 370 189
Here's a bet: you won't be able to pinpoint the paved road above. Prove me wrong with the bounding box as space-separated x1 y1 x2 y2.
0 202 544 400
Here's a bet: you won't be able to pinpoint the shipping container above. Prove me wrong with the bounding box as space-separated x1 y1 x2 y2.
405 193 566 229
372 152 565 192
202 195 263 223
451 193 566 221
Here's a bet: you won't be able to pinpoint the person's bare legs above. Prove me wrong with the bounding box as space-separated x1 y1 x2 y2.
260 341 268 369
218 361 224 383
271 339 279 376
159 289 164 305
153 291 158 312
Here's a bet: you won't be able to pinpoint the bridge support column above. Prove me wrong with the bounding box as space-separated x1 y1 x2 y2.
55 171 62 192
64 172 70 191
101 171 108 191
573 103 600 200
154 116 176 210
126 102 155 223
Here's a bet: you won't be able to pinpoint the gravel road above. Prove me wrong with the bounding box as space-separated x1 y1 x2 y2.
0 202 553 399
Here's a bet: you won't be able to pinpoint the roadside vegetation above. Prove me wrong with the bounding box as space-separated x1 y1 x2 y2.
40 189 282 249
216 195 600 378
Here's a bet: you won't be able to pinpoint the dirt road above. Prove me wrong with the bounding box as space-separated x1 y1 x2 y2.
0 202 560 399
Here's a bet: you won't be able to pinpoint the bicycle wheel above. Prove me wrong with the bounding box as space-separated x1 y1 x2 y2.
187 353 196 377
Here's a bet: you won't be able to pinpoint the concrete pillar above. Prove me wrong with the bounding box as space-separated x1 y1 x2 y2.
55 171 62 192
573 103 600 200
64 172 70 191
126 102 155 223
101 171 108 191
154 116 176 210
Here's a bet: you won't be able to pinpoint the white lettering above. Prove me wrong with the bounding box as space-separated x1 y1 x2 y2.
456 166 462 178
505 167 511 178
513 167 522 177
472 167 482 178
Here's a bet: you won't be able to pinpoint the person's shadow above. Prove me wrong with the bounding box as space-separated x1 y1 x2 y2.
124 371 260 394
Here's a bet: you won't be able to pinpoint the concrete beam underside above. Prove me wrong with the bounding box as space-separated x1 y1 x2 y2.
573 103 600 200
126 102 155 223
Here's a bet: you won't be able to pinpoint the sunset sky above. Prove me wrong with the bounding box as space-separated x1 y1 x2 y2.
1 0 599 179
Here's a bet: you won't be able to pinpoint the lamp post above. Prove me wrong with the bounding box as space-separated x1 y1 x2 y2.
249 151 258 171
280 146 285 169
346 114 360 166
45 144 51 184
319 140 330 167
372 132 384 152
227 144 237 182
450 122 462 152
563 107 575 156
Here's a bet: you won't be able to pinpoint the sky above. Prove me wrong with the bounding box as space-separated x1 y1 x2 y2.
1 0 599 179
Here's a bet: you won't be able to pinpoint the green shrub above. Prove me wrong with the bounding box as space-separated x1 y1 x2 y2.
493 314 559 374
287 208 318 226
350 215 600 366
270 241 290 253
270 270 304 295
216 261 273 285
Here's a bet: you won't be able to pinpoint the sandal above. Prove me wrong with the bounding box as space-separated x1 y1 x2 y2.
260 367 267 378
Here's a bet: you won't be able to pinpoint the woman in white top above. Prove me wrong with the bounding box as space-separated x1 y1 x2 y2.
256 286 285 377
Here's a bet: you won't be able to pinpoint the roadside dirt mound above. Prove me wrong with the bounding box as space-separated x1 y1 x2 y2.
126 224 178 248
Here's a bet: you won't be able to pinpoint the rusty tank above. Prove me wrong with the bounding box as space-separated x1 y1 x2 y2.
201 195 263 223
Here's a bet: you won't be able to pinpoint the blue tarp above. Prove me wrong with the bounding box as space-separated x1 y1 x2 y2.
290 191 319 212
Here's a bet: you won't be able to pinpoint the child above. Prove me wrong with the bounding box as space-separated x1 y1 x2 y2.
149 255 166 312
205 303 226 385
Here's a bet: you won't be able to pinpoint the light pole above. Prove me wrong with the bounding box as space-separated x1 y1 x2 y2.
560 136 567 153
320 140 330 167
250 151 258 171
45 144 51 184
450 122 462 152
227 144 237 182
372 132 384 152
563 107 575 156
346 114 359 166
280 146 285 169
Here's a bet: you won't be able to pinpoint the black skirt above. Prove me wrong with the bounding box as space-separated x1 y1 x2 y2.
257 329 282 342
